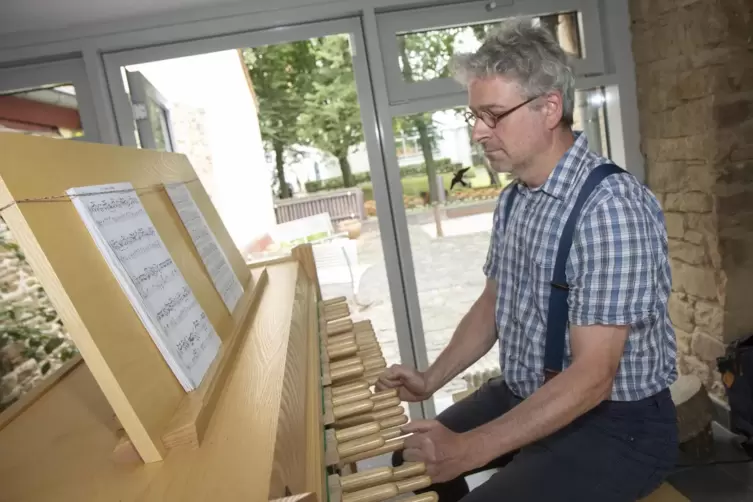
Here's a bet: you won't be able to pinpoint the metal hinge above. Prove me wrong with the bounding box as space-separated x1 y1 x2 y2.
131 103 148 121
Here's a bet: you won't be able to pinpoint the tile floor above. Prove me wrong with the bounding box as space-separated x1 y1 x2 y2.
666 423 753 501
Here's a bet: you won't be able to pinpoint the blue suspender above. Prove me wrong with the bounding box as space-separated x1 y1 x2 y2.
501 163 626 380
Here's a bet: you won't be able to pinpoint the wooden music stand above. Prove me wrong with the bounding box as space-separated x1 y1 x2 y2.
0 134 337 502
0 134 266 463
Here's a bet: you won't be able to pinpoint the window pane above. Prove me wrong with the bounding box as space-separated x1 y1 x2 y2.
573 87 610 158
121 36 408 417
396 11 583 84
0 84 84 139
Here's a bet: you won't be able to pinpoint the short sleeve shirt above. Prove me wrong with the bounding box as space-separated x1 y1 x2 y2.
484 132 677 401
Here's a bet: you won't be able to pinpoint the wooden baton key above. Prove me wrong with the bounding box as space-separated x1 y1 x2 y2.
323 395 375 425
334 462 428 492
400 493 439 502
328 460 434 502
338 436 407 464
327 319 354 336
322 361 365 386
324 419 407 465
331 381 369 397
321 296 347 307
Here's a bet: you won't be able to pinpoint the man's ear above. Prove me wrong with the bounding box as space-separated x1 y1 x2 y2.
543 91 564 130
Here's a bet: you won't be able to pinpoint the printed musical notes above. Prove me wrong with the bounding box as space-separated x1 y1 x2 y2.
165 183 244 313
67 182 220 391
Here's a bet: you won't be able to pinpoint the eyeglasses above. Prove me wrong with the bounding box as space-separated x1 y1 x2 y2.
463 96 539 129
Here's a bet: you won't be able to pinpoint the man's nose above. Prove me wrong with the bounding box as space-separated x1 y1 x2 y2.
470 119 491 144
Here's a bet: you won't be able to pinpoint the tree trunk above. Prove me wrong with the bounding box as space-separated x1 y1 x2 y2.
338 154 354 188
273 138 291 199
414 116 438 204
485 163 501 187
397 37 438 204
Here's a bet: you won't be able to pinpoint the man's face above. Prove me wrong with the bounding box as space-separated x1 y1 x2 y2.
467 75 546 174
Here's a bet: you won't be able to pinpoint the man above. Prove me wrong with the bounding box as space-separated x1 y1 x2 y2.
376 20 678 502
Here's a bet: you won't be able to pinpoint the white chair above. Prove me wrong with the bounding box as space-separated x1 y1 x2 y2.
269 212 348 248
312 238 371 301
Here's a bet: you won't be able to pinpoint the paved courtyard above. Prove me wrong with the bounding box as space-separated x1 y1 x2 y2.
320 208 502 415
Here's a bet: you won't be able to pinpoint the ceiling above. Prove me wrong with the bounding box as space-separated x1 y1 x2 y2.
0 0 270 36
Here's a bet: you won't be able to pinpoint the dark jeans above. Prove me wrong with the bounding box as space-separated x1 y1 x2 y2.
393 377 678 502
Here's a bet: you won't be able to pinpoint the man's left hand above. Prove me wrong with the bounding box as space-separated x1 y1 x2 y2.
402 420 472 483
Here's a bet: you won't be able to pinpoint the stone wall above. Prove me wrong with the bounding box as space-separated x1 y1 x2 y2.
629 0 753 399
0 218 77 412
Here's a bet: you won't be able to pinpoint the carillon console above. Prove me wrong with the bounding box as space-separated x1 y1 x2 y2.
0 134 434 502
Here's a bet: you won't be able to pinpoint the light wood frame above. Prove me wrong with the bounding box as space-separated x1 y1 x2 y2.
0 133 254 463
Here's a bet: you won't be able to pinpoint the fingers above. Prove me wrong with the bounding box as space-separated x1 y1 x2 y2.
401 419 438 435
374 375 399 392
403 432 420 450
403 433 437 463
403 447 424 463
374 364 408 391
425 463 440 480
384 364 416 381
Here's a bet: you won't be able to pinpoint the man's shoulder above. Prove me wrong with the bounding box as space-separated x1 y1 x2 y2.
579 154 662 218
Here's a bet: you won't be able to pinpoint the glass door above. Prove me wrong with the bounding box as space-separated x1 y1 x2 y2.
125 70 176 151
103 18 419 418
375 0 629 415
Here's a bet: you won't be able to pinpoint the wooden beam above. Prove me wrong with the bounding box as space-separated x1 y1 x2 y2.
0 95 81 130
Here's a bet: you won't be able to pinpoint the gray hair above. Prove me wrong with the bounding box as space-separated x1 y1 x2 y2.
452 19 575 125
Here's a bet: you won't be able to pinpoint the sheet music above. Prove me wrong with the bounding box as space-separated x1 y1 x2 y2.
67 182 220 391
165 183 244 313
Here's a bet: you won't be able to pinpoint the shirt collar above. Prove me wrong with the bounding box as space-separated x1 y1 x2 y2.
521 131 590 201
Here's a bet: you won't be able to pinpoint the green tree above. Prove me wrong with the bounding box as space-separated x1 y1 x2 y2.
242 43 316 199
396 28 461 203
299 35 363 187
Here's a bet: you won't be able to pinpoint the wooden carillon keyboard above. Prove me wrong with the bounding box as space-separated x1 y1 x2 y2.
317 295 439 502
0 134 441 502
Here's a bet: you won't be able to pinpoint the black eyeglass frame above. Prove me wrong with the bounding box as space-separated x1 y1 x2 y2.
463 95 539 129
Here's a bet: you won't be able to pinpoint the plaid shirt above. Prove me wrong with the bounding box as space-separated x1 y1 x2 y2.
484 132 677 401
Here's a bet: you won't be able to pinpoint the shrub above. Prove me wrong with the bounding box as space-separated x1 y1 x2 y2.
304 159 467 194
305 171 372 194
399 158 461 177
361 185 374 202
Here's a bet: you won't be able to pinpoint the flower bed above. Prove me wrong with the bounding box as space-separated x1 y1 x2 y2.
363 185 505 217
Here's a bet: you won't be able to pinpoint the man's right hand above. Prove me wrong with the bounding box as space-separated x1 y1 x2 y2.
375 364 433 402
